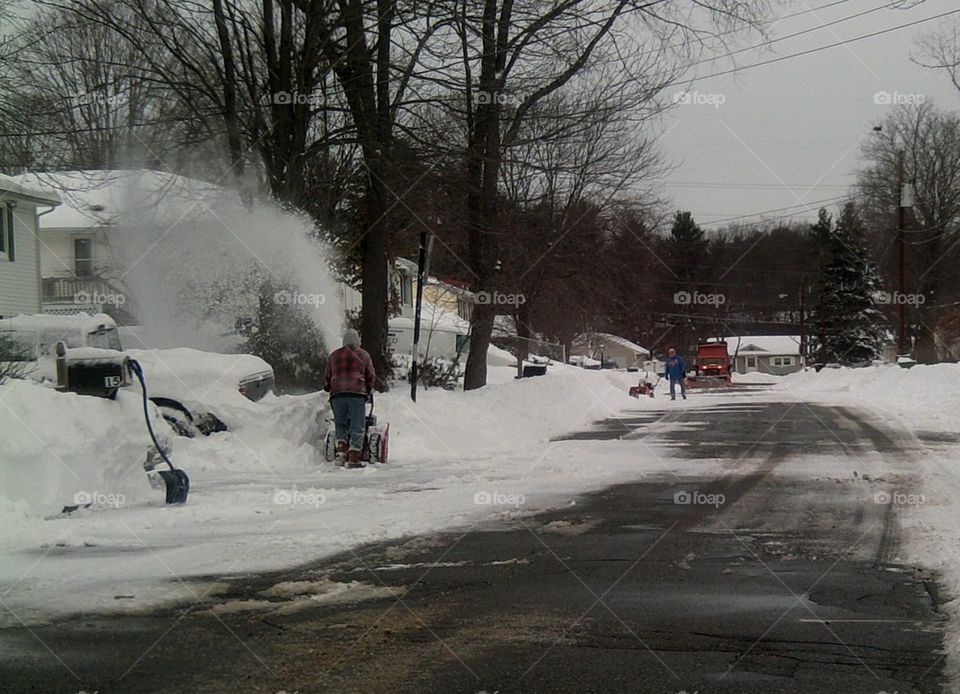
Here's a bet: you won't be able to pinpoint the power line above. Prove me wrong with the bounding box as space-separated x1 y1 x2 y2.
686 0 902 71
694 7 960 82
658 180 849 191
703 194 852 226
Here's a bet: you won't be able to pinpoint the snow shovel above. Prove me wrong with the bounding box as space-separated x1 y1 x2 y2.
128 359 190 504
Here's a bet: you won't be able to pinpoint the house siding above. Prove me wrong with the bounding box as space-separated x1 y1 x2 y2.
734 354 803 375
0 206 43 318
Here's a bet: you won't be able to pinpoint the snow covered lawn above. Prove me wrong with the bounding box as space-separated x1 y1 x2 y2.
0 365 715 625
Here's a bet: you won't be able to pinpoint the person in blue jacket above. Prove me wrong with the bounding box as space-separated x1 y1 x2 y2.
664 347 687 401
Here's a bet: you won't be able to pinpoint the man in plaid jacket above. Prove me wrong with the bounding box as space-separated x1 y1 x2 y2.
323 329 376 466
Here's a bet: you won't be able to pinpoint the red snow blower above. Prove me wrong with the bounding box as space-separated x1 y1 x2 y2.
629 375 661 398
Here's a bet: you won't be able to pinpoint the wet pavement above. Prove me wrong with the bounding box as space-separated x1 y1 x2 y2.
0 392 947 693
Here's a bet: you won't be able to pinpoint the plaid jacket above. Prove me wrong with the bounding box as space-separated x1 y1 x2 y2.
324 346 376 396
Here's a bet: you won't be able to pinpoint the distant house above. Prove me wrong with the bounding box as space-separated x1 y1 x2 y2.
0 174 60 319
16 169 230 321
422 276 474 323
341 260 472 361
723 335 804 375
571 332 650 369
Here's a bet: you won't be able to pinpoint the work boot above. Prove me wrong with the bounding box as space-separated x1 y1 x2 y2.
335 440 348 467
347 449 363 468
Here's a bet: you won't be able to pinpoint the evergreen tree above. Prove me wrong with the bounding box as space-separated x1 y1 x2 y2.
809 204 888 365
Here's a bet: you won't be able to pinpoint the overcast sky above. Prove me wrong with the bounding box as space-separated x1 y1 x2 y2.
657 0 960 230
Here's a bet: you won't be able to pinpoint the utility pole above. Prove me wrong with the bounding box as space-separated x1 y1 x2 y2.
410 230 431 401
897 149 907 355
799 283 806 365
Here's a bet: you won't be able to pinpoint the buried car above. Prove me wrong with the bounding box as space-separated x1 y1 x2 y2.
0 313 274 437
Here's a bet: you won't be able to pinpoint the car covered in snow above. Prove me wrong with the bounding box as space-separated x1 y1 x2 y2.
0 313 274 436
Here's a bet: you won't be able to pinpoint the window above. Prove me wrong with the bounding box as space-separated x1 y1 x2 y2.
0 204 11 260
773 356 794 367
746 357 757 368
455 334 470 355
400 276 413 307
74 238 93 277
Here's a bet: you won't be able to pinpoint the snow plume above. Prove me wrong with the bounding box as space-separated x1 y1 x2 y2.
96 170 343 352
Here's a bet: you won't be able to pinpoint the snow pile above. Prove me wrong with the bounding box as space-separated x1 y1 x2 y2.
780 363 960 432
0 380 171 550
378 364 638 460
0 364 686 624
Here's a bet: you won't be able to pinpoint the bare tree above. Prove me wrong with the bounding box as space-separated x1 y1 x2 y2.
423 0 770 389
857 103 960 361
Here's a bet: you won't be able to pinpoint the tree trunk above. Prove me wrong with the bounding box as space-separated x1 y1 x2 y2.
463 0 506 391
362 154 391 389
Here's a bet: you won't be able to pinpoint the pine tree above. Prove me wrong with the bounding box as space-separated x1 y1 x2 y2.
809 204 888 365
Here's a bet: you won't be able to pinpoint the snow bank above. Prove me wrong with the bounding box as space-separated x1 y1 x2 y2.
0 380 172 551
379 363 638 460
0 364 686 624
780 363 960 432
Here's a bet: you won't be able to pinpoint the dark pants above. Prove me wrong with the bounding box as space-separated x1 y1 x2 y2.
331 394 366 450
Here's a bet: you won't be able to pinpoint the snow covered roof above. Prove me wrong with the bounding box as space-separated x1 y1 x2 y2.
0 172 61 206
394 257 419 277
390 300 470 334
16 169 237 230
425 275 474 298
573 332 650 356
0 312 116 335
720 335 801 356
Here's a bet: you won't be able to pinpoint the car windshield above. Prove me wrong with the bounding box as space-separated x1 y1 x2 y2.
87 326 123 351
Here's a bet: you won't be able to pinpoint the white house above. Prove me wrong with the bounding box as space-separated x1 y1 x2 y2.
723 335 804 375
0 174 61 319
341 258 473 361
17 169 229 319
571 332 650 369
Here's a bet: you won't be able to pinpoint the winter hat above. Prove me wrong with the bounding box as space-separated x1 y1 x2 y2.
343 329 361 348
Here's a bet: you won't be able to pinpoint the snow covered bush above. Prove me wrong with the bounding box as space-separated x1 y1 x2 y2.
236 280 328 394
0 333 35 383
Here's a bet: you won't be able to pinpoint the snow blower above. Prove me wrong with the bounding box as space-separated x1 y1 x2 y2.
127 359 190 504
322 394 389 467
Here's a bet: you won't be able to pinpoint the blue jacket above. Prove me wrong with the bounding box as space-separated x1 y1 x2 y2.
665 355 686 381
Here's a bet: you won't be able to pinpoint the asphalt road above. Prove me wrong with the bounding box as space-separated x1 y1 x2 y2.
0 388 947 693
